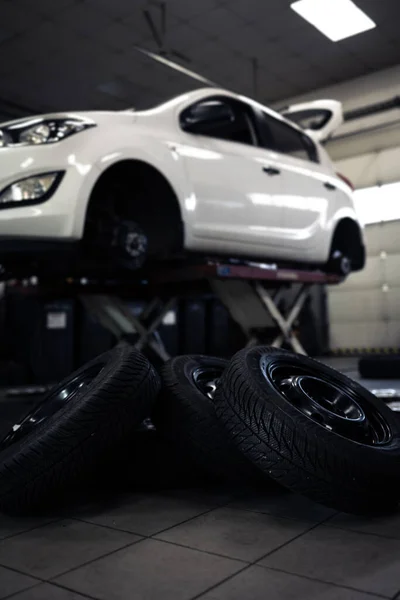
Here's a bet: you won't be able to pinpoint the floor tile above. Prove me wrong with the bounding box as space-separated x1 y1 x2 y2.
200 565 383 600
0 565 38 599
261 525 400 597
229 488 336 523
0 519 139 579
9 583 89 599
162 485 240 507
74 492 212 536
0 514 58 541
156 507 311 562
55 538 243 600
329 510 400 539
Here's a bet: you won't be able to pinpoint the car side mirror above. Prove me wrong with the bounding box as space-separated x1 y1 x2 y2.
181 101 235 133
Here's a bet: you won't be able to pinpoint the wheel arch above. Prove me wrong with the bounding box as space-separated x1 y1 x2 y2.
87 158 183 218
330 217 365 271
82 158 185 251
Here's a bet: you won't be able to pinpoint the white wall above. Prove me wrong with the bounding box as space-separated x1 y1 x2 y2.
328 219 400 350
281 67 400 348
353 182 400 225
276 66 400 187
275 64 400 114
335 147 400 189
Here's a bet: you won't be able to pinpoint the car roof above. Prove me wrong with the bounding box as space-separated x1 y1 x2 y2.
136 87 309 137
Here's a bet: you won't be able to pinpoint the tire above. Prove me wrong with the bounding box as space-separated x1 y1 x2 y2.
112 219 149 270
152 355 261 484
85 168 183 271
214 346 400 514
326 250 351 276
0 345 160 514
326 221 365 275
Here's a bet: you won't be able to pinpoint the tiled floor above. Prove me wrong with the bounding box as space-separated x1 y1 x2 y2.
1 358 400 600
0 484 400 600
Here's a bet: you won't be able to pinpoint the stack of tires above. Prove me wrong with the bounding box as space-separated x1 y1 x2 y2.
0 344 399 515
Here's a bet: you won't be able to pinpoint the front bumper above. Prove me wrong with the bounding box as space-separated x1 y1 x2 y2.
0 137 99 240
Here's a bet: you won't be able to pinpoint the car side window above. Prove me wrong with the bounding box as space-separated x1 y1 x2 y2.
259 111 319 163
180 98 256 147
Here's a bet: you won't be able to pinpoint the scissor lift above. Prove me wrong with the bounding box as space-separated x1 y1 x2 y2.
72 260 341 361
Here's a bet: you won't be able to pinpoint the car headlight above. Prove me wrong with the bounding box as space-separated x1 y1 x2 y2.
0 117 95 148
0 172 64 207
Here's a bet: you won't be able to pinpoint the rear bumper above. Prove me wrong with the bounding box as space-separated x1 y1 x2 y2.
0 141 100 239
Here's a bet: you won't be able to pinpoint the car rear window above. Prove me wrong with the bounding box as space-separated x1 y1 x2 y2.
261 112 319 163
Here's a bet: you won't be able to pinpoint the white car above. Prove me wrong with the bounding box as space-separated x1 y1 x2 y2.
0 88 365 276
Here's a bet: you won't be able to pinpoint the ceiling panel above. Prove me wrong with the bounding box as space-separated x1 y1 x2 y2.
15 0 76 17
84 0 139 20
166 23 210 52
167 0 225 21
0 0 399 118
1 1 42 35
194 6 249 37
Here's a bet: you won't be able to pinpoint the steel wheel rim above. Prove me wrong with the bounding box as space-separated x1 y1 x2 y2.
0 362 104 451
262 358 392 446
192 366 224 400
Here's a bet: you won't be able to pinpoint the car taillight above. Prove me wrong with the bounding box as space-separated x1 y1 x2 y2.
336 172 354 191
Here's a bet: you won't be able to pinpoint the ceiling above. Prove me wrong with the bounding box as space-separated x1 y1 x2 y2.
0 0 400 119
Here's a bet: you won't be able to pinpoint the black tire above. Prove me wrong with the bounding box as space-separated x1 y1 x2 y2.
359 355 400 379
326 250 351 276
112 219 149 270
152 355 261 484
0 345 160 514
214 346 400 514
84 167 183 271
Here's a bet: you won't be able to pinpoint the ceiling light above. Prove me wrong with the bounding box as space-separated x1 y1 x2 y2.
291 0 376 42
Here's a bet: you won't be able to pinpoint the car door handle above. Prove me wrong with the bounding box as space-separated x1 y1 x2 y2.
263 166 281 176
324 182 336 191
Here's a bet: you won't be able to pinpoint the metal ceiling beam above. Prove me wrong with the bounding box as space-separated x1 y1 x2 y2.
344 96 400 122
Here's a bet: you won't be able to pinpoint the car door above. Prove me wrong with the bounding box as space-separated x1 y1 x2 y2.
256 109 334 257
175 95 286 257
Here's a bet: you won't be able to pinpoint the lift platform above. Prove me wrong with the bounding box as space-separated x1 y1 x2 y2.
6 259 342 361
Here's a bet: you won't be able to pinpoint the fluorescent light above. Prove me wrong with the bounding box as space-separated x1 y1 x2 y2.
291 0 376 42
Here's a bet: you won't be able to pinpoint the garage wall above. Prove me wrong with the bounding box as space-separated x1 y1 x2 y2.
328 220 400 351
276 65 400 113
335 147 400 190
276 65 400 187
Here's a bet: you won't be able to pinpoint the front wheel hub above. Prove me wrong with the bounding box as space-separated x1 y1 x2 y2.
124 231 148 258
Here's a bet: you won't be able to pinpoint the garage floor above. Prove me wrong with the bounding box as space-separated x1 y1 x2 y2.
1 357 400 600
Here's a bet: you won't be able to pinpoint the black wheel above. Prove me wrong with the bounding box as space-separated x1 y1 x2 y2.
113 219 149 270
84 164 183 271
152 355 261 483
327 250 351 276
214 346 400 514
85 180 150 270
326 220 365 275
0 345 160 514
